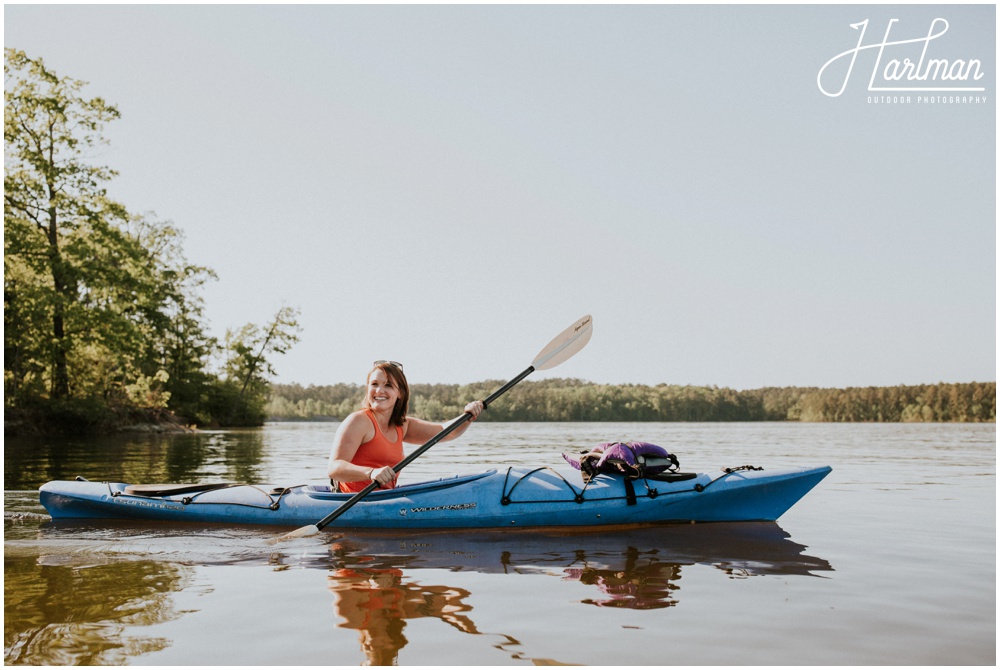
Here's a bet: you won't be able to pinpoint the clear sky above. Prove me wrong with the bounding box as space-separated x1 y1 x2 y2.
4 4 996 389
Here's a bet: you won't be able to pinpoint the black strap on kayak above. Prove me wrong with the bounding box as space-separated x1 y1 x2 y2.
622 477 637 506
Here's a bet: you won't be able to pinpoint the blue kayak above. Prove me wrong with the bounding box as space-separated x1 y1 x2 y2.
39 464 831 530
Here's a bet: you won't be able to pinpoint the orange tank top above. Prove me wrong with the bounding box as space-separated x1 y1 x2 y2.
339 409 404 493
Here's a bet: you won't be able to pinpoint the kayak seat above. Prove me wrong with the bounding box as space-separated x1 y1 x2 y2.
123 482 238 497
645 472 698 483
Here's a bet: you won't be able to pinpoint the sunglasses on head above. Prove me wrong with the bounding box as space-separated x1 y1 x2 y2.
373 360 403 370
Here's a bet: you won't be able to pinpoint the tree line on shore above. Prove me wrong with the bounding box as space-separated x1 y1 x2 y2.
4 49 300 434
267 379 996 423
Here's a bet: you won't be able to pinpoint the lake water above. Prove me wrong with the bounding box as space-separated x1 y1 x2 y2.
4 422 995 665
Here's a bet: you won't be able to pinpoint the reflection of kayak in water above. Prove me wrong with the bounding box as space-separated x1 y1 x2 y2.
322 522 833 613
40 464 831 529
323 521 833 578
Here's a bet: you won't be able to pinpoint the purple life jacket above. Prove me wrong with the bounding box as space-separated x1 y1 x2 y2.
562 441 680 482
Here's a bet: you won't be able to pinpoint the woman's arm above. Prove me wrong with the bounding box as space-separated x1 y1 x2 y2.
327 412 379 483
403 400 484 444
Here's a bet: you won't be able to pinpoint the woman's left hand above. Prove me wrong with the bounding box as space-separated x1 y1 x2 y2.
465 400 485 420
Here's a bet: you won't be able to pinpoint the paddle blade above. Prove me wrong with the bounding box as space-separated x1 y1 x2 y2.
269 524 320 544
531 315 593 371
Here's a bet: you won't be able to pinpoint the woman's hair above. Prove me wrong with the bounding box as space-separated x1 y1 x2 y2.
363 361 409 427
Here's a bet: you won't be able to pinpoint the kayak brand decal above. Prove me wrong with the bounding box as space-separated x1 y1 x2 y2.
114 497 184 511
817 17 988 104
402 502 477 516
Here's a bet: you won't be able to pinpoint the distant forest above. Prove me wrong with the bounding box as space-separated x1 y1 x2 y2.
267 379 996 423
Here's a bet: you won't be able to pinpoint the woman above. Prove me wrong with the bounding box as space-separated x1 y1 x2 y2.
327 360 484 493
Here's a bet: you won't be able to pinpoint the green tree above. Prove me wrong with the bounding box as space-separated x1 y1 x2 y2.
4 49 307 433
123 213 218 422
5 48 127 400
216 305 302 425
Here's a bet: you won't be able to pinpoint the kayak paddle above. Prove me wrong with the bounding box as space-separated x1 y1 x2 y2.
272 314 593 542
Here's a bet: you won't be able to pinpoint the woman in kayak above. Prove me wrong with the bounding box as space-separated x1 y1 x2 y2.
327 360 484 493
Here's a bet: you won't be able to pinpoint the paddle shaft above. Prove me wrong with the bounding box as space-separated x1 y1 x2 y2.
313 365 536 532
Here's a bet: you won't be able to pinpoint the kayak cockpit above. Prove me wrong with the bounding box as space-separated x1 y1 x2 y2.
303 470 497 500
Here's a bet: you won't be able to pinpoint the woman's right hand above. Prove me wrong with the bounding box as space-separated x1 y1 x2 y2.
369 466 395 487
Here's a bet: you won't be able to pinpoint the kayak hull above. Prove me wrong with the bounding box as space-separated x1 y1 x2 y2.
39 465 831 530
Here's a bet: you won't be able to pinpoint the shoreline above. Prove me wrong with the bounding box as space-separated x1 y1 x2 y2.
4 407 199 438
